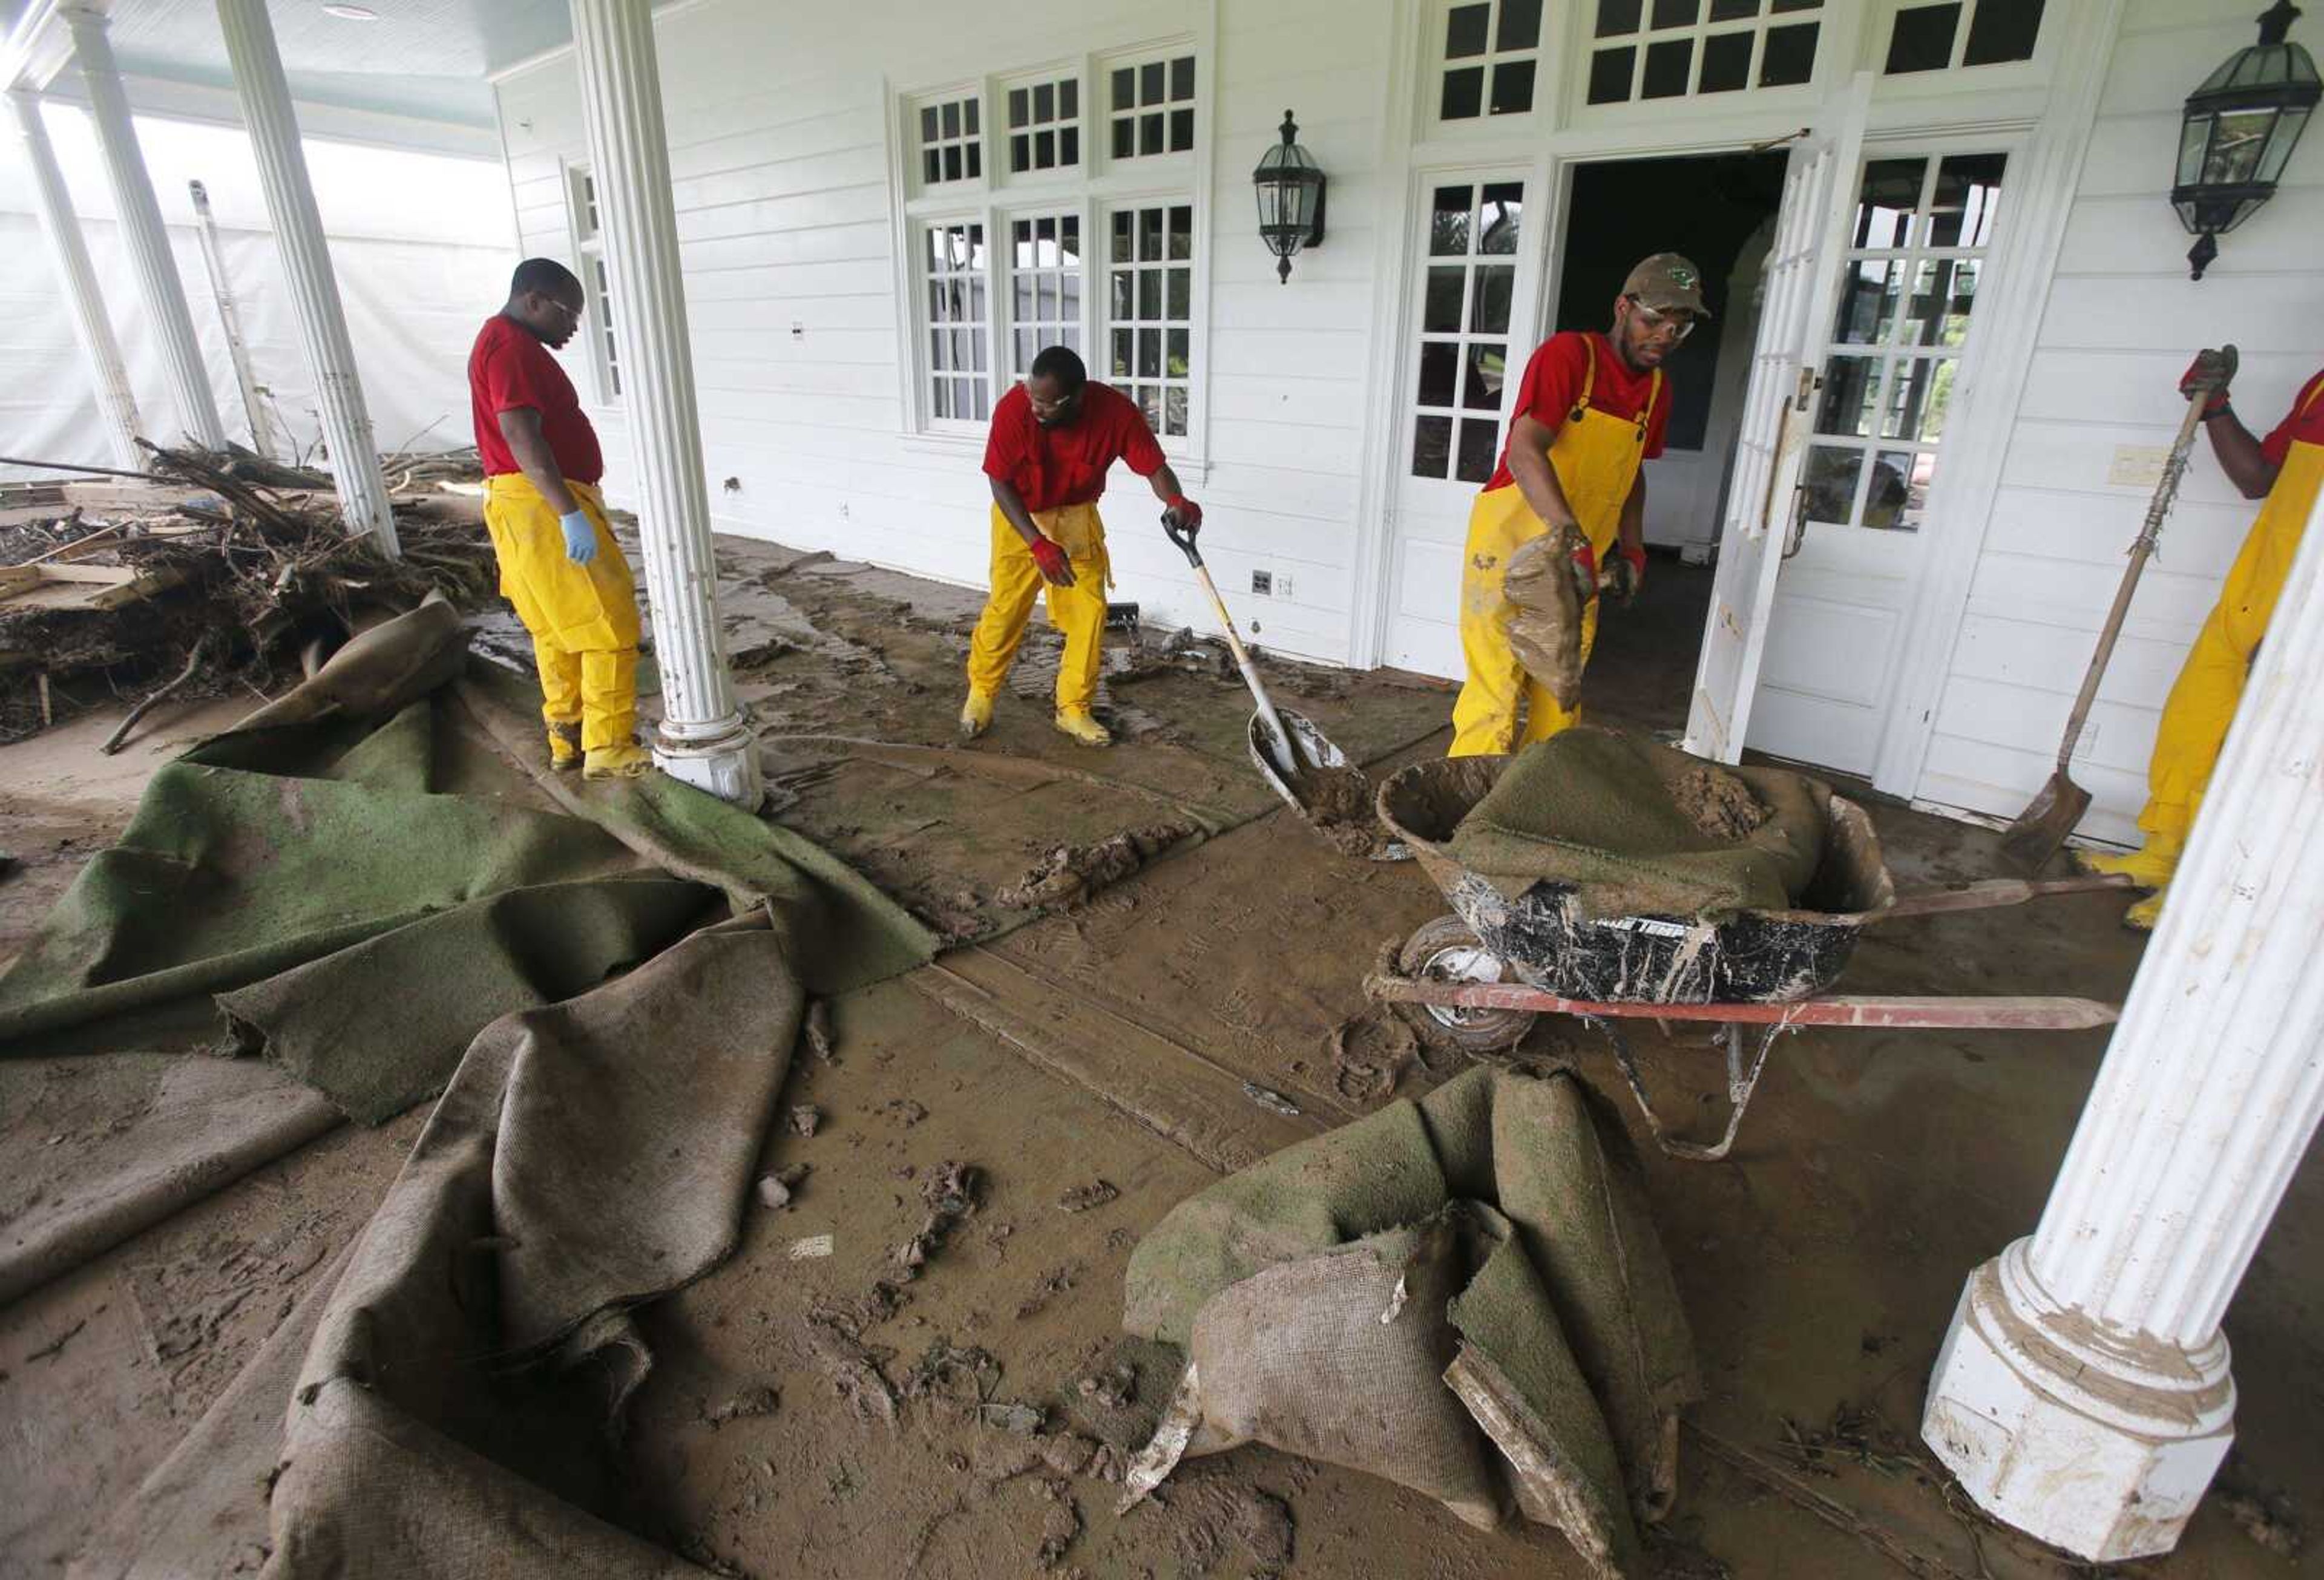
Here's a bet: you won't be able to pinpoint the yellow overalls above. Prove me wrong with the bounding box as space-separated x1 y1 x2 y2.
964 501 1112 714
481 474 641 753
2137 383 2324 850
1449 352 1661 756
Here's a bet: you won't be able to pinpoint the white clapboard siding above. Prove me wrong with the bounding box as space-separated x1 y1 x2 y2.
494 0 1393 663
1911 0 2324 846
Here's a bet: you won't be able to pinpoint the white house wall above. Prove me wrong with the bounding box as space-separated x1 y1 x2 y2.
494 0 1398 664
1910 0 2324 845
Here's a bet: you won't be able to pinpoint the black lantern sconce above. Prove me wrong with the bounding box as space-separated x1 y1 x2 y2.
1253 110 1325 283
2171 0 2318 279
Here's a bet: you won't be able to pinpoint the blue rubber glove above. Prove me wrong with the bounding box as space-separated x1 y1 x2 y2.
559 508 597 565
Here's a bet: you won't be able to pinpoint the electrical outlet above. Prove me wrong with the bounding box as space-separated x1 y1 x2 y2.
1250 569 1273 595
1275 573 1295 600
791 320 805 341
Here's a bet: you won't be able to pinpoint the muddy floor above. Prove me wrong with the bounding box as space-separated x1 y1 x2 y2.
3 543 2320 1579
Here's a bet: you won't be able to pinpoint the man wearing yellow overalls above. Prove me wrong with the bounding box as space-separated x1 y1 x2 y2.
467 258 650 779
2083 353 2324 929
962 345 1201 747
1448 254 1701 755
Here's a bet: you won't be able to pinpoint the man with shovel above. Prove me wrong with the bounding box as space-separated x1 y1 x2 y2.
1448 254 1696 756
2083 352 2324 929
962 345 1202 748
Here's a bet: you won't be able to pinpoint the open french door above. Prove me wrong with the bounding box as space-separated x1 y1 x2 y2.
1681 74 1872 763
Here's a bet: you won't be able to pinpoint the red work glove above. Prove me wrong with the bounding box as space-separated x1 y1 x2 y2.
1028 536 1075 587
2179 347 2236 414
1163 494 1203 534
1601 542 1647 606
1567 534 1598 606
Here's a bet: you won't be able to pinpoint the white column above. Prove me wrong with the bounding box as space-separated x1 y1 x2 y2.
5 88 142 471
568 0 760 807
62 4 226 450
1923 484 2324 1561
214 0 398 556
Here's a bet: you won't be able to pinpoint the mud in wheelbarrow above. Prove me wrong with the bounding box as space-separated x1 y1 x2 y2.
1365 753 2130 1159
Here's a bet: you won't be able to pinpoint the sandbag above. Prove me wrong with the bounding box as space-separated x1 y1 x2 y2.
1503 532 1587 710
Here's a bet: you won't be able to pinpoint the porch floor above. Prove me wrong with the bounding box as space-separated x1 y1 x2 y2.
2 536 2316 1579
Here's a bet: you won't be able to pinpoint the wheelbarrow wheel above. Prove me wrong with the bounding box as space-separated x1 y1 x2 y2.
1394 916 1538 1057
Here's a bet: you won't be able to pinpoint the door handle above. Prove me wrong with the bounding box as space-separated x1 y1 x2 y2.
1782 483 1810 559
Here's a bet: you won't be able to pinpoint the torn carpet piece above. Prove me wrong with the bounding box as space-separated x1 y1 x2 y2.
263 914 798 1576
1442 727 1831 920
1121 1064 1699 1577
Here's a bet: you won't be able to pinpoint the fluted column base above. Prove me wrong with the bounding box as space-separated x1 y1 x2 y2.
651 717 762 809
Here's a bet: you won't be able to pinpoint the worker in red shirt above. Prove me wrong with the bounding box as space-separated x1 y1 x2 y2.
468 258 649 779
1449 253 1698 755
2084 353 2324 929
964 345 1201 747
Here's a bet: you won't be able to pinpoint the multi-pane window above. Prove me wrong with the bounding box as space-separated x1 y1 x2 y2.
1107 203 1194 439
1009 214 1083 376
925 221 991 422
1410 182 1523 484
1006 76 1081 174
1439 0 1544 120
1884 0 2047 74
565 166 619 402
1110 55 1195 159
1586 0 1822 106
1803 154 2006 533
918 94 983 185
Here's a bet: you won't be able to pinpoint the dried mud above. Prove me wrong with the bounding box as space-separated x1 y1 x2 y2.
1674 765 1768 842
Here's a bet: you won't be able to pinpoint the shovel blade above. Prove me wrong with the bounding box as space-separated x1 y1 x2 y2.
1999 772 2092 874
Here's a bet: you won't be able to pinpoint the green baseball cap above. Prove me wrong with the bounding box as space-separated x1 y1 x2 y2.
1623 252 1712 318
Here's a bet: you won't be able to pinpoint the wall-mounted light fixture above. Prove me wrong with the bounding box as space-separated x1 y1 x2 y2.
1253 110 1325 284
2171 0 2317 278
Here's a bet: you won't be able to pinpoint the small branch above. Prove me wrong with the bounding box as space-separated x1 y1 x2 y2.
101 644 205 755
0 454 169 483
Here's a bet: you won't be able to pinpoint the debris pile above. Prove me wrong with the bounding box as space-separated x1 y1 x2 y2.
1 444 496 744
998 824 1197 910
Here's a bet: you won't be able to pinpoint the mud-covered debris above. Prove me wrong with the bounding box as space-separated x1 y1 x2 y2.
1056 1181 1118 1214
802 999 835 1062
1076 1365 1135 1411
997 824 1193 910
879 1098 929 1127
1675 764 1768 841
1036 1478 1082 1567
896 1160 982 1276
971 1435 1045 1482
804 1316 899 1427
1241 1082 1301 1118
983 1400 1047 1437
788 1104 822 1138
903 1338 1002 1409
1287 761 1387 858
704 1384 780 1428
1329 1005 1423 1106
757 1163 809 1210
1016 1262 1081 1320
2222 1487 2305 1558
1041 1434 1101 1478
1141 1472 1295 1579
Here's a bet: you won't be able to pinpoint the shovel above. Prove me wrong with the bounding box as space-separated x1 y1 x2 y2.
2000 354 2230 872
1160 513 1401 855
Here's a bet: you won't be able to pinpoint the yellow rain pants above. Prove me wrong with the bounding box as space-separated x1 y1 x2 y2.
482 474 641 752
964 501 1111 713
1449 359 1661 756
2136 421 2324 847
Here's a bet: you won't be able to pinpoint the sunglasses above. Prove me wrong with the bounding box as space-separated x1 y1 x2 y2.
1625 295 1698 342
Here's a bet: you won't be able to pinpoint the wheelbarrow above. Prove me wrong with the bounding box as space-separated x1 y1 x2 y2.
1361 755 2131 1161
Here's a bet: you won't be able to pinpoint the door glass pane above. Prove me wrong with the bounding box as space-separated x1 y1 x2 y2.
1419 342 1458 407
1803 446 1863 523
1854 160 1925 247
1929 154 2006 247
1498 0 1544 50
1833 260 1903 344
1884 2 1958 73
1111 327 1131 378
1901 257 1978 346
1431 186 1474 255
1164 387 1189 438
1758 20 1817 85
1140 208 1164 260
1425 267 1466 333
1446 2 1491 56
1167 329 1189 376
1456 419 1500 482
1867 450 1927 530
1414 415 1454 478
1479 183 1523 252
1815 357 1880 436
1882 358 1954 442
1463 344 1505 408
1472 266 1514 334
1138 384 1163 433
1167 268 1190 318
1138 271 1161 318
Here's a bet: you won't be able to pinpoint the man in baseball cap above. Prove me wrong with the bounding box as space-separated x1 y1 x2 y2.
1447 252 1707 755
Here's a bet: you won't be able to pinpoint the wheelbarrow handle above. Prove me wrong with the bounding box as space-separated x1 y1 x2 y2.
1880 873 2136 919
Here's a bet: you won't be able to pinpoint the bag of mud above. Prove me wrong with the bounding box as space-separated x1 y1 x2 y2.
1503 532 1587 710
1121 1064 1697 1579
1445 727 1830 920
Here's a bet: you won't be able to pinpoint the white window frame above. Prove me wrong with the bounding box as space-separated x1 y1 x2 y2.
1422 0 1551 134
1564 0 1833 122
908 83 988 192
999 67 1086 184
885 39 1213 473
561 160 619 406
1868 0 2061 96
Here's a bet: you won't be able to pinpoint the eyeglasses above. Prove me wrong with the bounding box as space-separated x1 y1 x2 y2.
1625 295 1698 342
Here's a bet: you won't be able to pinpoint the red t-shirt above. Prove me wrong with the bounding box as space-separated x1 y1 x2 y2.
469 315 603 484
982 381 1166 513
1485 331 1672 493
2260 369 2324 467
